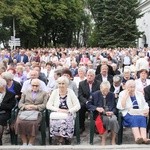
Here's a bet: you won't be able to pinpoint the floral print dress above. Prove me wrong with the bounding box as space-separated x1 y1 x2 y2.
50 95 74 138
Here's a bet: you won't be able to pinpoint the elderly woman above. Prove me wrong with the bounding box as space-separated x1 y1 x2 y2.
135 69 150 94
0 78 16 145
122 67 134 89
1 72 22 101
46 76 80 145
14 65 27 85
110 75 123 100
73 66 87 88
14 79 48 146
117 80 150 144
62 69 78 96
86 81 119 145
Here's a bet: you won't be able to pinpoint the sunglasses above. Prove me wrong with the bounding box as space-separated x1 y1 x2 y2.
31 85 39 87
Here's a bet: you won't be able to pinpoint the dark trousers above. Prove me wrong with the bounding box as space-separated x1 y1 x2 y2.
79 104 88 129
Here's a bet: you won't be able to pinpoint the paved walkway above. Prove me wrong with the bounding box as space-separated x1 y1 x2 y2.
2 120 134 145
1 120 149 149
0 145 150 150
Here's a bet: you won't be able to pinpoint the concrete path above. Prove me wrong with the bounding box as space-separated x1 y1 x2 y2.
1 120 149 149
0 145 150 150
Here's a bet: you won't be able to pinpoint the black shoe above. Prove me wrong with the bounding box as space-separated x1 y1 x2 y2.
80 127 85 134
65 138 71 145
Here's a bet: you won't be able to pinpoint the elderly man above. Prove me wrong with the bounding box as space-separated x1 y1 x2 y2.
95 58 114 76
95 64 113 85
78 69 100 133
21 70 48 93
14 49 29 64
0 78 16 145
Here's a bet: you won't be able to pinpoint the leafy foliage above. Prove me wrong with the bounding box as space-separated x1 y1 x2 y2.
88 0 142 48
0 0 91 48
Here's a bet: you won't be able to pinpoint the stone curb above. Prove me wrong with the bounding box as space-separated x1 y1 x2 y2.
0 145 150 150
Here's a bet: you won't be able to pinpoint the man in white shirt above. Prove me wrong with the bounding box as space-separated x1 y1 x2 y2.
21 70 48 93
122 51 132 69
136 52 149 74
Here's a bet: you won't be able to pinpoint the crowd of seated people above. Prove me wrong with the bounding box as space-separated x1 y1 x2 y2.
0 47 150 146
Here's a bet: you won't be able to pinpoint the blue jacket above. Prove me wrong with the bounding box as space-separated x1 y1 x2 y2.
14 54 28 64
86 91 117 119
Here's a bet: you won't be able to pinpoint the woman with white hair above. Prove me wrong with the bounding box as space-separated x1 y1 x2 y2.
0 78 16 145
117 80 150 144
110 75 123 99
1 72 22 100
73 66 87 88
87 81 119 145
122 67 134 89
135 69 150 94
46 76 80 145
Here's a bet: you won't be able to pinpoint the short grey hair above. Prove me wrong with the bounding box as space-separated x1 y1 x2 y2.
78 66 86 74
100 81 111 90
57 76 69 86
0 78 7 88
1 72 14 80
113 75 122 83
87 69 95 76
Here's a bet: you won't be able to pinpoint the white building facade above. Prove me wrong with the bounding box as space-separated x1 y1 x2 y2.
136 0 150 48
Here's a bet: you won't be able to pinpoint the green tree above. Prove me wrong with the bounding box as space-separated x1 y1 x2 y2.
0 0 91 48
88 0 142 48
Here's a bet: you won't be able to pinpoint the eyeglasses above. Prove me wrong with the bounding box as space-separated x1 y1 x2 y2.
58 83 65 85
79 64 84 66
31 85 39 87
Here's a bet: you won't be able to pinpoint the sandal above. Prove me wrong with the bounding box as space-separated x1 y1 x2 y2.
135 138 144 144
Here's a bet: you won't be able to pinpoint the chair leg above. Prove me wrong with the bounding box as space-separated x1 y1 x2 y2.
10 128 14 145
9 123 16 145
14 134 18 145
117 125 123 145
40 121 46 145
41 131 46 145
90 113 95 145
75 112 80 144
117 113 123 145
49 136 52 145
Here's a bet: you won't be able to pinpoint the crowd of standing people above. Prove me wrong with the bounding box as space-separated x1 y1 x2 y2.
0 47 150 146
